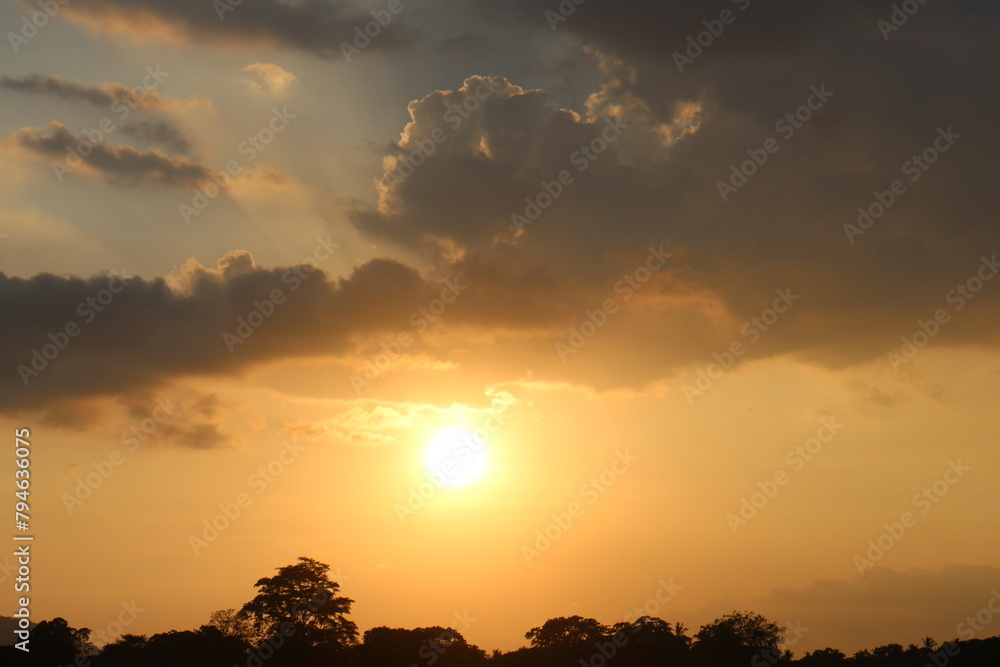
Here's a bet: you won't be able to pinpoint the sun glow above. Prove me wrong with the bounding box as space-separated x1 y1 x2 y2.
423 427 489 487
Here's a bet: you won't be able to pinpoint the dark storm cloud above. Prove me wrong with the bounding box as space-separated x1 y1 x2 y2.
13 123 211 187
57 0 419 58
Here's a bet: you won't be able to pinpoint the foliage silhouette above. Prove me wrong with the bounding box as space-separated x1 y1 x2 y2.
6 557 1000 667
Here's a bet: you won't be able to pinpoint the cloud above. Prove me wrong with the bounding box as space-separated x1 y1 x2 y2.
118 390 235 449
0 252 459 411
10 122 214 188
0 73 181 110
287 404 422 446
119 118 192 154
284 388 518 447
241 63 297 95
437 32 490 58
1 73 199 155
341 0 1000 387
54 0 419 59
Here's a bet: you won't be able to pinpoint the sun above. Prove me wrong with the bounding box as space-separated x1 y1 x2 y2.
423 427 489 487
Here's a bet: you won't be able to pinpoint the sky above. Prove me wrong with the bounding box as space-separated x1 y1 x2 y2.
1 0 999 656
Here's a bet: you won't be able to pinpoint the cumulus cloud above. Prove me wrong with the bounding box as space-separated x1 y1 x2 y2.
342 0 1000 387
241 63 298 95
11 122 214 187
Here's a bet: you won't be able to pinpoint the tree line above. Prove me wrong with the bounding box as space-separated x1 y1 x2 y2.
3 557 998 667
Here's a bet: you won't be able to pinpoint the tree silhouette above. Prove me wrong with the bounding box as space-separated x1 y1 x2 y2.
612 616 692 666
239 556 357 654
525 615 610 648
27 617 94 666
10 558 1000 667
361 626 488 666
800 647 847 665
207 607 259 644
694 611 785 666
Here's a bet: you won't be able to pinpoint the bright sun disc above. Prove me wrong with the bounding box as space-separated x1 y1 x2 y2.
424 427 488 487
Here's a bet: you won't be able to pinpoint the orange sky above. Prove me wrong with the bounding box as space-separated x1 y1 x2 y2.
1 0 998 656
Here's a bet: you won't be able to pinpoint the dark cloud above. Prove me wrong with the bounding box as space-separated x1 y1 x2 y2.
0 73 174 110
57 0 419 59
437 32 490 58
120 118 192 154
342 0 1000 387
12 123 212 187
0 251 569 412
119 390 234 449
2 73 197 155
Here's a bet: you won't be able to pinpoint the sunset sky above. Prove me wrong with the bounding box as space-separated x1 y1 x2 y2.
1 0 998 656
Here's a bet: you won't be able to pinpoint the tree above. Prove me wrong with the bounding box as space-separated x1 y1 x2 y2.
90 634 148 667
694 611 785 665
239 556 357 652
361 626 488 666
28 617 94 666
524 615 609 649
207 608 259 644
799 647 846 666
612 617 692 665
